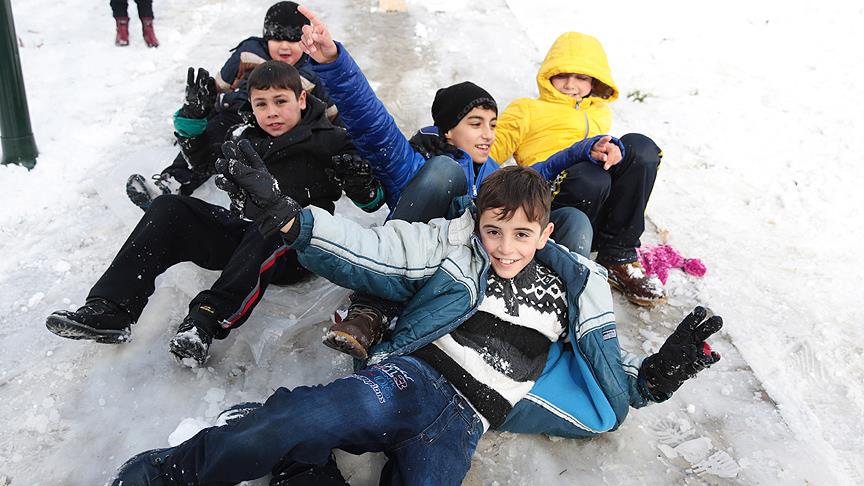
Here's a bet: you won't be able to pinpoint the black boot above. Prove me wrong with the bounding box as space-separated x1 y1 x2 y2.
323 304 385 360
46 298 133 344
168 305 216 367
270 453 349 486
110 448 173 486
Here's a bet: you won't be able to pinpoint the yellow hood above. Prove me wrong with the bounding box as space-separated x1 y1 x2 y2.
537 32 618 105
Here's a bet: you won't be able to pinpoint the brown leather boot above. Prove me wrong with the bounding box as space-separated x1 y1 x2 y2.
598 259 667 307
323 305 385 359
114 17 130 46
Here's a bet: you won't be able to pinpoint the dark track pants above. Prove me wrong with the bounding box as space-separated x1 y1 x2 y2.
551 133 661 263
89 195 308 338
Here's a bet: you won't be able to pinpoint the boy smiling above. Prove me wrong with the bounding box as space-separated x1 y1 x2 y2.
109 163 723 485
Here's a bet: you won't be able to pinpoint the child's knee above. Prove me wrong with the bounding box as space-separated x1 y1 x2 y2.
620 133 661 168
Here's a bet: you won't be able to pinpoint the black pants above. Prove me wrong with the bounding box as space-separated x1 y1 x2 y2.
89 195 308 338
110 0 153 18
551 133 661 264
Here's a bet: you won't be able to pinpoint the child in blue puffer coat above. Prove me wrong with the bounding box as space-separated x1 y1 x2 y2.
296 6 626 360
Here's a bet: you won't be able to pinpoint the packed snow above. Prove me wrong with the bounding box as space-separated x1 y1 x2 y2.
1 0 862 484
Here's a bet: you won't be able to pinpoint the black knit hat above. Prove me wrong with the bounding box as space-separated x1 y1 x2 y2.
263 1 309 42
431 81 497 134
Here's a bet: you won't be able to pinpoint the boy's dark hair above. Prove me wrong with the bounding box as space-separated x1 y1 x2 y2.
476 166 551 227
247 61 303 98
591 79 615 99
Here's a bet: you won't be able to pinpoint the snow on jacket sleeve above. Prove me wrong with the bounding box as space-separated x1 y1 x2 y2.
287 206 460 302
529 134 625 181
490 99 531 164
310 43 426 209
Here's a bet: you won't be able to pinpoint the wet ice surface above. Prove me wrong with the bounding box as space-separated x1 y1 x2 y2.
2 0 863 484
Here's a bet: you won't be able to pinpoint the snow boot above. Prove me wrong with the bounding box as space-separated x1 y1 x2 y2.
270 453 348 486
126 172 182 211
110 447 174 485
598 259 667 307
46 297 133 344
114 17 130 47
323 304 385 360
169 305 216 367
141 17 159 48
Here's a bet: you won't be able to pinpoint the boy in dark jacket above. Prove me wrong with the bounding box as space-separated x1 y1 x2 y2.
126 1 340 207
45 61 384 366
108 164 722 486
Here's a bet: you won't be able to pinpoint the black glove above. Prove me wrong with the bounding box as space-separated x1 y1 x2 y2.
640 306 722 398
408 130 462 159
179 67 218 119
215 140 301 236
327 154 377 204
214 169 247 215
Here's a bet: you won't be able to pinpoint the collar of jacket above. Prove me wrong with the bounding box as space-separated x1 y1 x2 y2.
241 95 335 159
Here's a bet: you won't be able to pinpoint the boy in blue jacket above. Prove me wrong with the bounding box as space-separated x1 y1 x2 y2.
295 6 624 359
126 1 341 208
110 160 722 486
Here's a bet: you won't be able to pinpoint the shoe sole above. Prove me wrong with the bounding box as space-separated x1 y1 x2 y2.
45 315 130 344
125 174 153 211
322 331 368 360
168 337 208 367
607 278 668 307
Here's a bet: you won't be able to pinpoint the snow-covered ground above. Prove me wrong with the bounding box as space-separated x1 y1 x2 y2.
2 0 862 484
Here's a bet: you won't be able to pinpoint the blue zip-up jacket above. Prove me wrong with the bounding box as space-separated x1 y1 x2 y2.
310 43 615 210
287 200 657 438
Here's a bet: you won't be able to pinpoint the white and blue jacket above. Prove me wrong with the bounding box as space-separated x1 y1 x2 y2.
287 200 656 439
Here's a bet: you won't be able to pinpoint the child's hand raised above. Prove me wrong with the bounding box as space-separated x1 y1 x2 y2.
297 6 338 64
589 135 622 170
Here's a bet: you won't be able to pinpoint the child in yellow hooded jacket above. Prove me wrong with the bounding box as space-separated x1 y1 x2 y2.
491 32 666 306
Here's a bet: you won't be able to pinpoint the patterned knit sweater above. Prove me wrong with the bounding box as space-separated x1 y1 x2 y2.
414 260 568 428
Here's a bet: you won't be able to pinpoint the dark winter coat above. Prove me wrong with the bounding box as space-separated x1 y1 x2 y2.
178 95 352 218
217 36 338 122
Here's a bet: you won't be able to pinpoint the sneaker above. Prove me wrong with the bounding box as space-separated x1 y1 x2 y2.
322 305 385 359
110 448 173 485
126 173 182 210
140 17 159 48
168 306 216 367
598 259 667 307
114 17 129 47
270 453 347 486
46 298 133 344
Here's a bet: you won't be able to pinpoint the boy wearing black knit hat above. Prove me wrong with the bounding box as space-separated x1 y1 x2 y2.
293 6 623 361
126 1 342 209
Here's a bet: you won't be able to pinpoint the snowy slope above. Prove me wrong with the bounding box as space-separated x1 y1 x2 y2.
1 0 862 485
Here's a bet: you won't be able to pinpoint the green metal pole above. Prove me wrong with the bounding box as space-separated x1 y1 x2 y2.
0 0 38 169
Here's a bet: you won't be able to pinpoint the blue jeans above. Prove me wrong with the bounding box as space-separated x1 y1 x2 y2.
389 155 468 223
550 206 593 258
149 356 483 485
